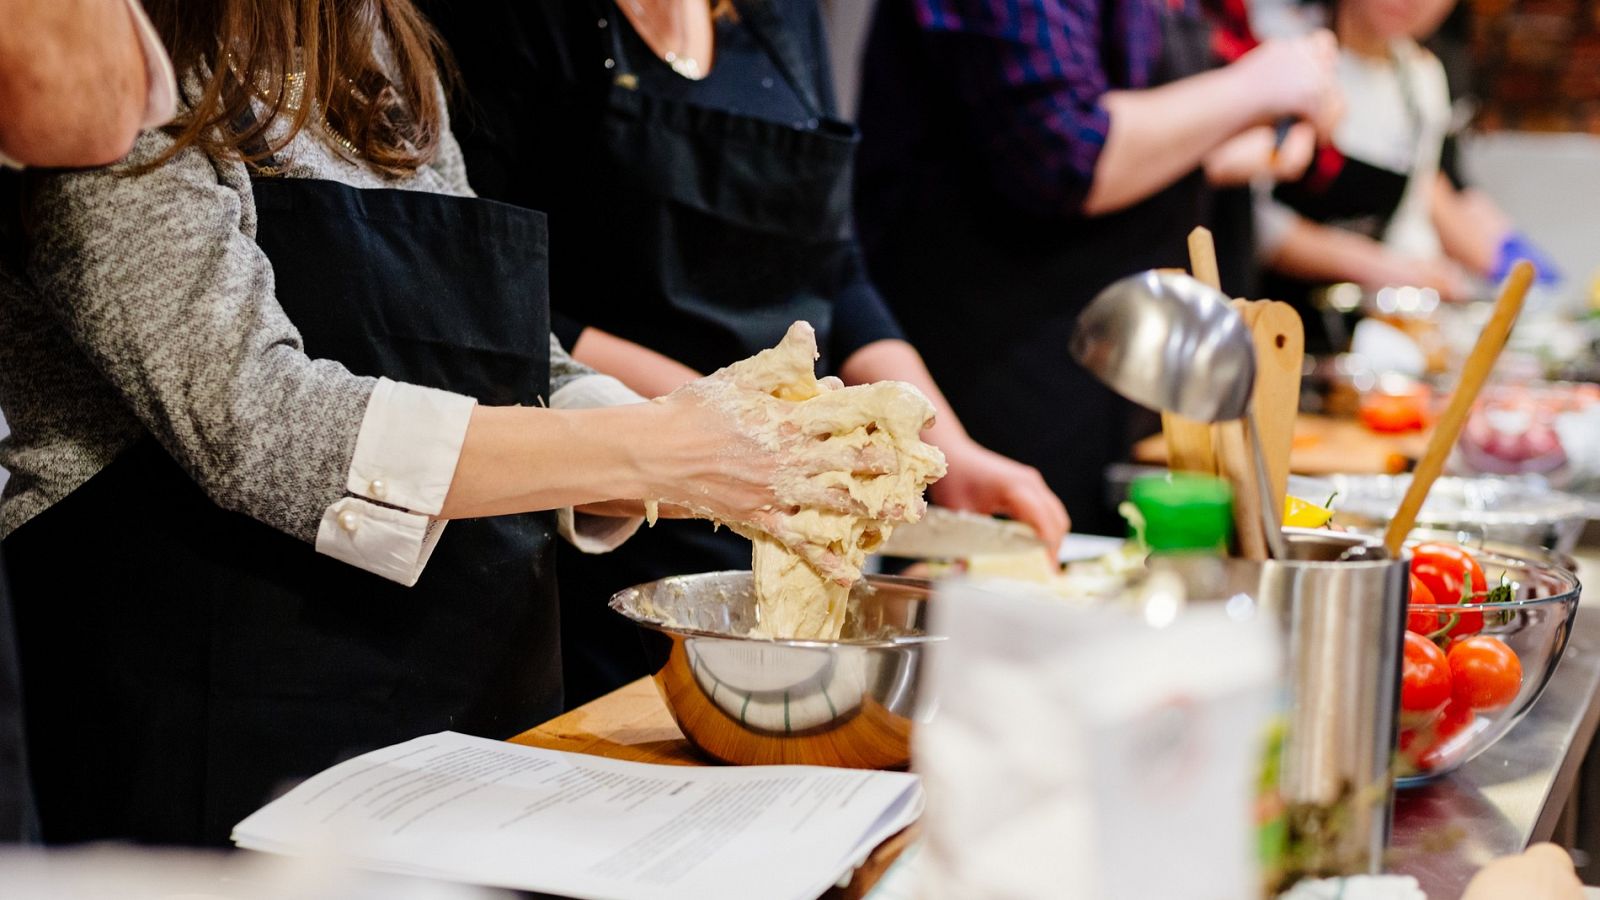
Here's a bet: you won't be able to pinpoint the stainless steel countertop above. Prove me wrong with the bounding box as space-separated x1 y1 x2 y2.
1389 552 1600 898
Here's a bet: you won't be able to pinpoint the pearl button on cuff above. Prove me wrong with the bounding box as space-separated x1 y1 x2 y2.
339 510 360 533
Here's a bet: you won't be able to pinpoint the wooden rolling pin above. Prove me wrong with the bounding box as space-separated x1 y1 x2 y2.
1382 261 1536 556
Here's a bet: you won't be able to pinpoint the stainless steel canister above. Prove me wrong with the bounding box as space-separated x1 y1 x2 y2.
1149 528 1408 878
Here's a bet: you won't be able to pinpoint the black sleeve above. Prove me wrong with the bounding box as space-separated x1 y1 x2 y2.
830 247 908 367
551 310 588 353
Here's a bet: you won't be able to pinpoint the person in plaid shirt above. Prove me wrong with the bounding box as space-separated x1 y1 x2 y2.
854 0 1341 532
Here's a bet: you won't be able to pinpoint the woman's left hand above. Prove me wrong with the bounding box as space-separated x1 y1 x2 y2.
929 438 1070 551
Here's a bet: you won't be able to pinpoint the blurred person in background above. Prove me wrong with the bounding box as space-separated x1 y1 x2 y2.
423 0 1070 707
1259 0 1559 330
853 0 1340 533
0 0 175 844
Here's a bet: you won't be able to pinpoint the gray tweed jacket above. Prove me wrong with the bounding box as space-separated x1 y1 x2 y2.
0 117 592 543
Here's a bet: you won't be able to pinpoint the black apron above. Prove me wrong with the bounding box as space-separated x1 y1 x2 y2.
580 0 860 375
0 555 34 842
558 0 864 706
3 176 558 846
859 1 1216 536
1266 46 1421 352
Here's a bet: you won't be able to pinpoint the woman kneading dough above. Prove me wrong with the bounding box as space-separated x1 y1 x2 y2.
0 0 930 846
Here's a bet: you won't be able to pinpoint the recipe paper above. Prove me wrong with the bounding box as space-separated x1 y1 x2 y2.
232 732 922 900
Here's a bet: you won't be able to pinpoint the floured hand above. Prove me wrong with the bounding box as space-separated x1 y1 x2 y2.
644 322 947 637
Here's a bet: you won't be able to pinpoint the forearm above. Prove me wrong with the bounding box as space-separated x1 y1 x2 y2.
1085 66 1271 215
1266 216 1403 287
571 326 700 398
838 339 976 453
441 403 656 520
1432 178 1508 277
0 0 148 166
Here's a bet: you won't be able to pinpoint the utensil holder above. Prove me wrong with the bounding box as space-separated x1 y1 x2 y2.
1149 529 1408 879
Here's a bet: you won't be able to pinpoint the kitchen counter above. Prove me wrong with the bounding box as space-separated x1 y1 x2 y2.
513 551 1600 900
1389 550 1600 898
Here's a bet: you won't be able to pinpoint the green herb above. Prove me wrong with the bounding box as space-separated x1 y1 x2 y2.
1485 572 1515 605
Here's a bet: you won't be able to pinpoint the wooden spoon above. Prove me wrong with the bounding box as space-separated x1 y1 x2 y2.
1382 261 1536 556
1162 228 1224 476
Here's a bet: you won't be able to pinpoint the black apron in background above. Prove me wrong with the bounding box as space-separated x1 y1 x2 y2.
559 0 866 706
1266 45 1421 352
577 0 861 374
1266 149 1414 354
4 178 558 846
860 1 1215 536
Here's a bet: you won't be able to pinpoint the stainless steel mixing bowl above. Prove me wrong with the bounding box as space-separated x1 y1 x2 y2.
609 571 938 769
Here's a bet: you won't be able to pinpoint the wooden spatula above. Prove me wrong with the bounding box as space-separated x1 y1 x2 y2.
1243 300 1304 514
1382 261 1536 556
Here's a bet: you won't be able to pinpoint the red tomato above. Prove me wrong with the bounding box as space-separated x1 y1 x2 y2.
1411 543 1488 641
1411 698 1477 772
1406 575 1439 634
1401 631 1452 719
1360 391 1426 433
1448 636 1523 711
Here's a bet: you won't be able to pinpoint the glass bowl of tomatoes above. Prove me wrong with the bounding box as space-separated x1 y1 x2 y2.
1396 541 1581 786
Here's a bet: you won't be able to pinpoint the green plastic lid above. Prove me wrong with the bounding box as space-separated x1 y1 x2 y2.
1128 473 1235 553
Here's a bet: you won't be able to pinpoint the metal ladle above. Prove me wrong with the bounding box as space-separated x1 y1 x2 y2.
1070 270 1289 559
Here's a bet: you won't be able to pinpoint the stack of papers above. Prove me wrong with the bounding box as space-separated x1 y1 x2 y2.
233 732 922 900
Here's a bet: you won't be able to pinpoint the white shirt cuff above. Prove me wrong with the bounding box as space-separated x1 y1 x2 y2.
551 374 648 553
314 378 475 583
315 499 446 587
550 373 647 410
125 0 177 129
346 377 475 515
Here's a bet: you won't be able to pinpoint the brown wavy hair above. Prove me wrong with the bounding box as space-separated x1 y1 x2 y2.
140 0 453 176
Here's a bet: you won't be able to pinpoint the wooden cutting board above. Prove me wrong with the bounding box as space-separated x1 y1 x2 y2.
1135 414 1429 477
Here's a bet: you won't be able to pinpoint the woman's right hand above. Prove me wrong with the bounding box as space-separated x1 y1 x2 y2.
637 373 898 582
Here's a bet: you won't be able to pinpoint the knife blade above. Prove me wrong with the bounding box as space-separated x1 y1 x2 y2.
878 506 1046 559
